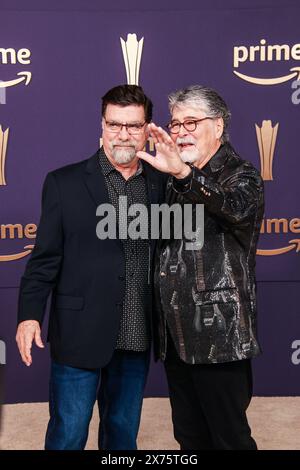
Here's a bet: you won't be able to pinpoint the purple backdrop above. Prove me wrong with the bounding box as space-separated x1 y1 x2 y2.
0 0 299 403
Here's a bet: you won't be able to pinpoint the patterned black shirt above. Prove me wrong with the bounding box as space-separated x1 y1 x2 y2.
98 148 150 351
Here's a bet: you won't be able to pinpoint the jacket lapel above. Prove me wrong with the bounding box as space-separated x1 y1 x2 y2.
144 162 160 206
84 150 123 249
84 150 110 207
143 163 165 256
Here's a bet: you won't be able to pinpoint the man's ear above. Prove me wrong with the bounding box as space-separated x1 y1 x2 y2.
215 117 224 140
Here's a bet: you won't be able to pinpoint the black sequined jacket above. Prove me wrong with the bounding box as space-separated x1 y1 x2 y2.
154 142 264 364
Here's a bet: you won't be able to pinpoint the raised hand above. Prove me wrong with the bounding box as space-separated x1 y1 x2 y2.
137 123 191 178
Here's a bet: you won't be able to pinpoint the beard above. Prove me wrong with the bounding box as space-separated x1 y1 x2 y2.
110 142 137 164
176 137 200 164
179 149 199 163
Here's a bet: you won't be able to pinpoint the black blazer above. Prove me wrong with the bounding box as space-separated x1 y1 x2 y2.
18 150 166 368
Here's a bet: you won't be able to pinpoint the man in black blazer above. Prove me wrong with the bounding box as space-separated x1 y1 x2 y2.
16 85 166 450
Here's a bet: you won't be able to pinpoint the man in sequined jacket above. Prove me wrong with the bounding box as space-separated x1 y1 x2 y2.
137 85 264 450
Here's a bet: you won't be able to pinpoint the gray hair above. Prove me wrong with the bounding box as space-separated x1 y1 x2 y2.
168 85 231 143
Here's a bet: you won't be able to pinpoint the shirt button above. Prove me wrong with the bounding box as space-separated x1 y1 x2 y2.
160 271 166 277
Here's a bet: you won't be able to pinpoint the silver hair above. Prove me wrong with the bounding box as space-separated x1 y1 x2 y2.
168 85 231 143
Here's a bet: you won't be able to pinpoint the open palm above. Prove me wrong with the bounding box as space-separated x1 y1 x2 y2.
137 123 187 176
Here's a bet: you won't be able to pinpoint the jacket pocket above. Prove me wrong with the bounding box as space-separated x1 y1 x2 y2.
55 294 84 310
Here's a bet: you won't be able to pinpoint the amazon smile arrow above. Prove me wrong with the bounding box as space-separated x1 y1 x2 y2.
234 67 300 86
0 71 31 88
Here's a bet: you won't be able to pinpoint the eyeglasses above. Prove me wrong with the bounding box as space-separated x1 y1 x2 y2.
104 119 146 135
167 117 214 134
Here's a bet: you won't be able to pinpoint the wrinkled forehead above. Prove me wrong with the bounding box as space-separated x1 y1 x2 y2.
171 103 209 121
104 104 146 122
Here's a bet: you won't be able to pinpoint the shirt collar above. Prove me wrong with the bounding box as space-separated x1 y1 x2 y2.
200 143 232 176
98 147 116 176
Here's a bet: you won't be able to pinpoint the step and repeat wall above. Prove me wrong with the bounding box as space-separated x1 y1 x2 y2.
0 1 299 402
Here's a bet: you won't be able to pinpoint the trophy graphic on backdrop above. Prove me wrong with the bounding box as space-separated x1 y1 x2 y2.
255 120 279 181
120 33 144 85
0 125 9 185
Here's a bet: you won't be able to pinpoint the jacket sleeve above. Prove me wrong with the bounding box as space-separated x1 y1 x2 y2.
172 163 264 225
17 172 63 325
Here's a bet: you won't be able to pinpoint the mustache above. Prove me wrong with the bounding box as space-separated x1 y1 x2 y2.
176 137 196 145
112 143 136 148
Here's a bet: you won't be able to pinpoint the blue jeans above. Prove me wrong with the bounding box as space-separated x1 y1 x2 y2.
45 349 150 450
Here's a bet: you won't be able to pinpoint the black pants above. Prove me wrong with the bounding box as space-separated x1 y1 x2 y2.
164 334 257 450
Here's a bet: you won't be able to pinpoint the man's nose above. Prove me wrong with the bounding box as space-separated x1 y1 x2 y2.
178 124 189 137
119 125 130 140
